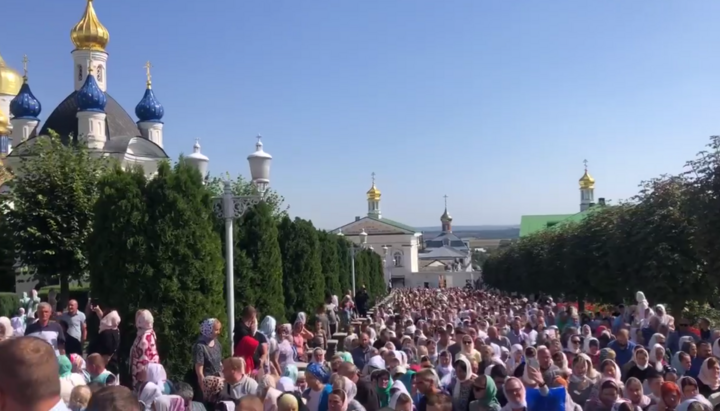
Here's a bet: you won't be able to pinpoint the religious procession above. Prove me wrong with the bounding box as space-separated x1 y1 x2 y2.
1 285 719 411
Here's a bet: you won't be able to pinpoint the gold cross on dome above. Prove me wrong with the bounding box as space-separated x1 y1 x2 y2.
144 61 152 87
583 159 588 170
443 194 448 208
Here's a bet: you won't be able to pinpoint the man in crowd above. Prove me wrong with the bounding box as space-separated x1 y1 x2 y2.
0 337 68 411
59 299 86 356
233 306 266 370
24 302 65 355
354 285 369 317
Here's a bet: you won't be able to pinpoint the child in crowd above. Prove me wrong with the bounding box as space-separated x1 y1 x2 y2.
86 353 118 386
69 385 92 411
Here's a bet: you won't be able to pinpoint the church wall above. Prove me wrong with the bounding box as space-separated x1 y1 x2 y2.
345 233 417 279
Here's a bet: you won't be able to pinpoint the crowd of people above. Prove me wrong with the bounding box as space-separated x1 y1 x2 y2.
1 285 719 411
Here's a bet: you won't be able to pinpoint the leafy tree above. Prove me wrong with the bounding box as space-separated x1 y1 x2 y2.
5 132 107 305
206 174 287 218
318 231 341 297
277 217 324 316
366 250 386 299
88 160 225 379
233 201 286 321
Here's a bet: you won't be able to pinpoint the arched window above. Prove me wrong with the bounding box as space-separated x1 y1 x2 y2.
393 251 403 267
97 65 104 82
77 65 83 81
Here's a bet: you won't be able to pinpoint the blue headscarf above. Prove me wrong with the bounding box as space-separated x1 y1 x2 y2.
199 318 217 343
306 362 329 384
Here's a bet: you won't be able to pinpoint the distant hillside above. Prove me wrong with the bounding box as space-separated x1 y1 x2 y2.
420 227 520 240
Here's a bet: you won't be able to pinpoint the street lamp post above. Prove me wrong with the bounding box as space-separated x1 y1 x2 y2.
382 245 389 287
207 136 272 348
338 228 367 298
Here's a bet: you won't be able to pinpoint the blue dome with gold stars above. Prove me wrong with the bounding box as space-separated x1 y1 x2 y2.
135 86 164 123
76 73 106 112
10 80 42 119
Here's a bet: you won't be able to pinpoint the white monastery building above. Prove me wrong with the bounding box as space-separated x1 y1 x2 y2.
333 174 476 289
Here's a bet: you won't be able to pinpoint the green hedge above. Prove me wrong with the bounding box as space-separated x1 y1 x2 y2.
0 292 19 317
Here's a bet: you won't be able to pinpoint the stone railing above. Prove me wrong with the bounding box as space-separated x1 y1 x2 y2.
327 290 396 358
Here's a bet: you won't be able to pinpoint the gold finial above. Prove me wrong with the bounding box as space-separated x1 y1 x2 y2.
579 159 595 189
87 59 94 74
367 172 381 201
144 61 152 88
22 55 28 80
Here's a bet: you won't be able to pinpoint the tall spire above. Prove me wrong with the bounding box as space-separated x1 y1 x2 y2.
441 194 452 232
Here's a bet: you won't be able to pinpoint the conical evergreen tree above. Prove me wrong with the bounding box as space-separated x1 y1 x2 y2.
234 201 286 321
89 161 225 379
318 231 341 297
336 237 352 295
278 217 324 315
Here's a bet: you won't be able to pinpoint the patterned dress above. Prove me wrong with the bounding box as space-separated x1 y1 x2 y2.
130 310 160 385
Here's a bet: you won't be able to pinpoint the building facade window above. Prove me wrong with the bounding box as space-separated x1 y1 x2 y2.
393 251 403 267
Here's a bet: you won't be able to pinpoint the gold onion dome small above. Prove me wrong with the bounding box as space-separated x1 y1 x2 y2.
0 53 22 96
70 0 110 51
579 169 595 189
0 109 9 135
367 183 381 201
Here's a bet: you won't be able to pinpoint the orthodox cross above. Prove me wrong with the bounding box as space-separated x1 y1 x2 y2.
87 59 94 74
583 159 588 171
443 194 448 209
145 61 152 87
371 172 376 185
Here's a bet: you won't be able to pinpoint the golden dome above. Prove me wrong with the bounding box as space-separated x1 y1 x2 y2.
0 53 22 96
70 0 110 51
579 169 595 189
366 172 381 201
0 109 9 135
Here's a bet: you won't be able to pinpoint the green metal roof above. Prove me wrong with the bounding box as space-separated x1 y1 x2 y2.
367 216 418 233
519 212 588 237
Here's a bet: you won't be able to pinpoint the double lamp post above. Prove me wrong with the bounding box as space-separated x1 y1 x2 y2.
189 136 272 347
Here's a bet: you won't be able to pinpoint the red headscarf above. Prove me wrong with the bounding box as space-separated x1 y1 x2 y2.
235 336 259 372
660 381 681 408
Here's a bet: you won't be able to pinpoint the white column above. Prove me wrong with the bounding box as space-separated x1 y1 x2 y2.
138 121 164 148
580 188 594 212
10 118 39 149
77 111 107 150
72 50 108 92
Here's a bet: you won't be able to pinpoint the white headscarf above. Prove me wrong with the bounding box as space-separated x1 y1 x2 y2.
139 382 163 409
0 317 12 339
146 363 167 387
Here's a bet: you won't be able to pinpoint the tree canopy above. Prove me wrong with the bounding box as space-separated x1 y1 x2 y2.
483 136 720 315
5 132 107 305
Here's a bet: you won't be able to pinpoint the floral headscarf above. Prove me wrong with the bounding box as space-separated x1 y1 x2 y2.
306 362 329 384
200 318 217 341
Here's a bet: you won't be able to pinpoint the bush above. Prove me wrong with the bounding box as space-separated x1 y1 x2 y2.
0 292 18 317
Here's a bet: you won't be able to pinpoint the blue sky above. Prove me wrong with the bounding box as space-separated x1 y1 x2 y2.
3 0 719 229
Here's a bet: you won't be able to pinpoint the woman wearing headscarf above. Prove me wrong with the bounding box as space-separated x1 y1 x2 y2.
647 382 681 411
278 377 297 393
0 316 12 341
237 336 261 376
506 345 524 375
625 348 653 384
86 309 121 374
467 374 501 411
153 395 185 411
278 392 310 411
139 381 164 409
451 356 476 411
333 376 366 411
696 357 720 397
585 379 624 411
130 309 159 386
261 316 280 373
623 377 652 411
58 355 86 405
192 318 223 402
569 354 595 406
370 369 392 409
277 324 297 369
146 363 172 395
678 376 713 410
259 374 283 411
283 364 299 384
